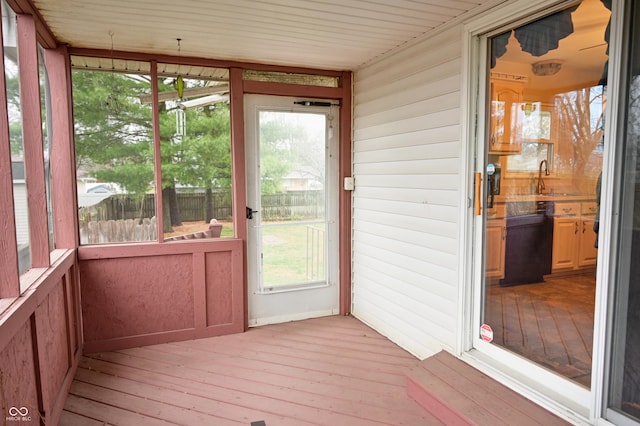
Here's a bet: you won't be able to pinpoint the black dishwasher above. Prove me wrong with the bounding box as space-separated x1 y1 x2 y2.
500 202 554 286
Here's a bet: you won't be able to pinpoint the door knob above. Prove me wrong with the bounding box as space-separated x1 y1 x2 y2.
246 206 259 220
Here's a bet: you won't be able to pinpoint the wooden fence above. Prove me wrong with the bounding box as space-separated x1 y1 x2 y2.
80 190 324 223
79 217 157 244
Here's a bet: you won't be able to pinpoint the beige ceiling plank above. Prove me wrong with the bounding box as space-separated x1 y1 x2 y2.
59 26 393 63
254 0 444 26
41 0 430 37
312 0 457 17
40 6 425 51
34 0 495 70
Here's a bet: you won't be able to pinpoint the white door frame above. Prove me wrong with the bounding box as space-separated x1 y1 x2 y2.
244 94 340 326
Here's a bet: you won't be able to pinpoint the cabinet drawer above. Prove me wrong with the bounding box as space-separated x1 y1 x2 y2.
581 202 598 216
554 202 580 216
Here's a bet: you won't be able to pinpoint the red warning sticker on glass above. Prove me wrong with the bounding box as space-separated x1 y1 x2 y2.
480 324 494 342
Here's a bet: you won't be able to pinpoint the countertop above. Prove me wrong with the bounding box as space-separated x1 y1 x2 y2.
499 193 596 203
487 193 597 219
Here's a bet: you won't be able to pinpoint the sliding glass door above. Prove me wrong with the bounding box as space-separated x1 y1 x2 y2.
476 0 609 390
607 1 640 422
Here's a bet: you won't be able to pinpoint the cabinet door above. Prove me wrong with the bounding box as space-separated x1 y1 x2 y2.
486 221 505 278
578 217 598 267
552 217 579 270
489 82 523 154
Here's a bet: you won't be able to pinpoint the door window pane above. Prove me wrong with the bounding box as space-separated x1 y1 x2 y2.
258 111 327 289
482 0 610 387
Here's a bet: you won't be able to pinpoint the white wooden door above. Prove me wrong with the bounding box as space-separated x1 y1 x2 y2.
244 95 340 326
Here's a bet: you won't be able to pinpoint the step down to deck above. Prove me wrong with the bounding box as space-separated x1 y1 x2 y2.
406 351 571 426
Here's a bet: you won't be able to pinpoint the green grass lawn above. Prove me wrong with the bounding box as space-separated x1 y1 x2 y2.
261 222 325 287
165 220 325 288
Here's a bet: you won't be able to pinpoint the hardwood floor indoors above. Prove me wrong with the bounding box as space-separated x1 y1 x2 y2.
485 271 597 387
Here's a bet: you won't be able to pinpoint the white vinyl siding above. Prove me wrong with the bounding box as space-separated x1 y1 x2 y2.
13 182 29 245
352 25 464 358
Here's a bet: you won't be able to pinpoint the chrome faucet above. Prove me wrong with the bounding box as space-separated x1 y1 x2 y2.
537 160 549 195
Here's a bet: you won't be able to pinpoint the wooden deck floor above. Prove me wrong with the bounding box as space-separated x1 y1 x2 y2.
61 316 443 425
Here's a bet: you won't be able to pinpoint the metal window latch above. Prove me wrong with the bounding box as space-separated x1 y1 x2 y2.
246 206 259 219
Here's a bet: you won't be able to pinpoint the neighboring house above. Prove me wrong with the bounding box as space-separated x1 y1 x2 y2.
10 160 28 246
282 168 323 191
11 160 29 273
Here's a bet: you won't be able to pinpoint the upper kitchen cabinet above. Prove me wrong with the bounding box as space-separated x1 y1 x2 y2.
489 76 525 154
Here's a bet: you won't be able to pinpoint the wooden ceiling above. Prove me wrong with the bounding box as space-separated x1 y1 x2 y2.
30 0 493 70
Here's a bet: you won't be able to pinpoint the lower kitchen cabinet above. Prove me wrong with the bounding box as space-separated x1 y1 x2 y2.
552 215 598 271
578 217 598 267
486 219 506 278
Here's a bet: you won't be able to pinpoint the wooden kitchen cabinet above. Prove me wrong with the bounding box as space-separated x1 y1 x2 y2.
551 202 598 271
578 217 598 267
486 219 506 278
489 79 524 154
552 217 579 270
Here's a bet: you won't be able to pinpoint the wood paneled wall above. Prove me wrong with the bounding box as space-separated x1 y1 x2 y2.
78 239 244 353
0 251 82 425
0 10 82 426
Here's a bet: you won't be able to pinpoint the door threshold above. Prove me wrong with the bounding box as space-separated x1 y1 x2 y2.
248 308 339 327
460 349 592 425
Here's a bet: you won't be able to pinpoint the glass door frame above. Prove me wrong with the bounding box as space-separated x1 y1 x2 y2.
244 94 340 326
602 0 640 423
460 0 622 422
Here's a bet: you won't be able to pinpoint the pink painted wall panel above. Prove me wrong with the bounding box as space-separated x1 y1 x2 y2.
65 270 79 356
80 254 195 341
0 251 81 425
35 281 69 414
205 251 233 326
0 321 39 424
78 241 244 352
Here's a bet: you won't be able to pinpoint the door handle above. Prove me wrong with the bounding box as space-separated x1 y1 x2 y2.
474 172 482 216
246 206 259 220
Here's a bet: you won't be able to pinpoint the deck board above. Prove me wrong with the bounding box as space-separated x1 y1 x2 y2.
406 351 571 426
62 316 442 425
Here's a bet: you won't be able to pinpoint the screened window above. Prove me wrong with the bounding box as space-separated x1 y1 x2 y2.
38 44 54 251
156 64 233 241
3 0 30 273
72 59 234 244
73 69 156 244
